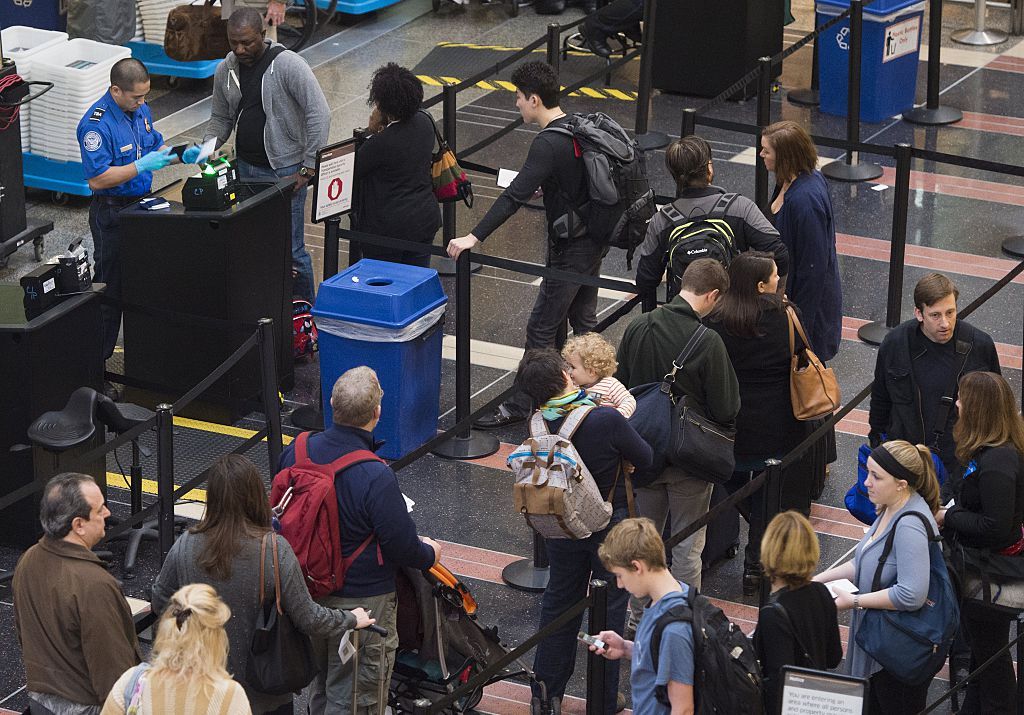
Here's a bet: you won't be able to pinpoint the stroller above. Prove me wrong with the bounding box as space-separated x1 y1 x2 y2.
390 563 531 713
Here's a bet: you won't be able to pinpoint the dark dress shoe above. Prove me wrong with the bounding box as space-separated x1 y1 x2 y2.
583 32 613 58
474 406 526 429
742 566 763 596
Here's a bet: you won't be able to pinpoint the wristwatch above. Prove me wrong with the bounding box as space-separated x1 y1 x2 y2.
853 594 862 610
298 167 313 178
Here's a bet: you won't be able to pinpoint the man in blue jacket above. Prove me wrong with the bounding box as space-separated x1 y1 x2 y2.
278 366 441 714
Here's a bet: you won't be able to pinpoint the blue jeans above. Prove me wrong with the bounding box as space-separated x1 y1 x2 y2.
238 159 315 302
531 509 629 711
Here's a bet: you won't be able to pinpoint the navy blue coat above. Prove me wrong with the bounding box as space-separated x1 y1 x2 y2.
771 170 842 362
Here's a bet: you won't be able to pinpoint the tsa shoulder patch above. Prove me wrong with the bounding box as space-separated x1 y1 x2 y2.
82 131 103 152
89 107 105 122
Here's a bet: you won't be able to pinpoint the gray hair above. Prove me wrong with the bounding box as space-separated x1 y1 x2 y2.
40 473 95 539
330 366 382 427
226 7 265 34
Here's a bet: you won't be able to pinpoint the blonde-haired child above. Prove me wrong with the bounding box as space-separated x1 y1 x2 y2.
562 333 635 418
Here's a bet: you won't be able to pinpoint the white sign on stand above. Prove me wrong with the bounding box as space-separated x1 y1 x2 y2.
311 138 357 223
780 667 867 715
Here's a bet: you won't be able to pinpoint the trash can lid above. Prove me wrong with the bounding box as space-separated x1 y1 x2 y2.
313 259 448 328
816 0 923 17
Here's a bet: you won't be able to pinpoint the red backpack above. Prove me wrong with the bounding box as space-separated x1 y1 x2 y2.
270 432 384 598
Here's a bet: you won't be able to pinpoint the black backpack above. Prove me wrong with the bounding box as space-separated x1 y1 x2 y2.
662 193 740 293
650 588 764 714
543 112 655 267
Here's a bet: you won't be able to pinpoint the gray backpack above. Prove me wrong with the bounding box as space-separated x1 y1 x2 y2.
508 407 612 540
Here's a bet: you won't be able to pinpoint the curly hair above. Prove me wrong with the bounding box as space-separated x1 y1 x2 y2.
510 61 560 109
368 63 423 122
562 333 617 380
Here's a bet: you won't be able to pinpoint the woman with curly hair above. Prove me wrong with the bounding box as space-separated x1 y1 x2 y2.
101 584 251 714
352 63 440 267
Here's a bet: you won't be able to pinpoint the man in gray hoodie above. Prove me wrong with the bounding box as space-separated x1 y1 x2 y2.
205 8 330 302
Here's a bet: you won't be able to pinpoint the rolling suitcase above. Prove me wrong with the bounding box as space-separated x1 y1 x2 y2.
701 483 740 569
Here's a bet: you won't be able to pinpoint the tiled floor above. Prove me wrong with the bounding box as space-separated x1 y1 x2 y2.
3 0 1024 711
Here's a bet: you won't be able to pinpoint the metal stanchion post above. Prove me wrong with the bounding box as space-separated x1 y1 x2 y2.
952 0 1008 45
431 250 499 460
680 108 696 138
634 0 669 151
758 459 783 608
822 0 883 182
433 84 481 277
156 403 175 563
903 0 962 124
586 579 609 715
788 37 820 107
502 531 550 591
257 318 284 470
546 23 561 75
755 56 773 214
858 143 912 345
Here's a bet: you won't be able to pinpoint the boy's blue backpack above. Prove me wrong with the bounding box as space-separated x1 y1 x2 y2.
845 441 948 525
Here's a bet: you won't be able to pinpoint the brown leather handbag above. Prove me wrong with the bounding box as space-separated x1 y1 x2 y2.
164 0 232 62
787 305 841 420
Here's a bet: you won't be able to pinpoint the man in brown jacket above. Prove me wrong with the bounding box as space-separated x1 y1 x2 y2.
13 473 141 714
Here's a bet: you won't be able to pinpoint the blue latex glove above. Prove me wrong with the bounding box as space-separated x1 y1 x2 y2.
182 145 202 164
134 147 172 174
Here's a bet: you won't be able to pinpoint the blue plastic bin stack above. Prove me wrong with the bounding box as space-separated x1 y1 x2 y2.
313 259 448 459
817 0 925 122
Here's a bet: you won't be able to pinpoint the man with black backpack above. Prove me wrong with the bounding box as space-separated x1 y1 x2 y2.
635 135 788 311
277 366 441 714
447 61 651 428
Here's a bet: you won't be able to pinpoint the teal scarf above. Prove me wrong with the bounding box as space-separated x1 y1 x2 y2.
540 389 597 421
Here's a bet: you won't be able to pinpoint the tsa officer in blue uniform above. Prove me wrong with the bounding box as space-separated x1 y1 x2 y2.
77 58 182 379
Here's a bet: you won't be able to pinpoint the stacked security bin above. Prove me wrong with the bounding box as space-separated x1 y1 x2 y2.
137 0 182 45
817 0 925 122
27 39 131 162
314 259 448 460
0 27 68 152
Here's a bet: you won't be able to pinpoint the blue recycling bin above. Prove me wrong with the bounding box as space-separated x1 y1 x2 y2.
817 0 924 123
314 259 447 459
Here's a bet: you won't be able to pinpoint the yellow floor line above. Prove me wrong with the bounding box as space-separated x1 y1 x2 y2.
172 416 294 445
107 472 208 503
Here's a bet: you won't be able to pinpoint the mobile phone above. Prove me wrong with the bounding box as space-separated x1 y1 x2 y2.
169 143 188 162
577 631 605 650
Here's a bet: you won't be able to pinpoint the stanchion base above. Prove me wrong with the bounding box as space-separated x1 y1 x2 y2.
787 87 820 107
432 429 500 460
1001 236 1024 259
857 321 893 346
902 104 963 126
502 558 549 592
821 159 884 183
635 131 670 152
432 255 483 276
951 28 1008 45
290 405 324 431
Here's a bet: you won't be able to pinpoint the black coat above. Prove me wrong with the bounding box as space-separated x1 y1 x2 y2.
945 444 1024 551
707 298 805 460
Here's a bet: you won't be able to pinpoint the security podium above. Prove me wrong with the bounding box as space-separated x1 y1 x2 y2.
0 286 105 548
118 180 294 421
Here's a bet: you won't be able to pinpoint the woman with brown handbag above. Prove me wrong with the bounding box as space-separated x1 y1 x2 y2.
707 252 817 595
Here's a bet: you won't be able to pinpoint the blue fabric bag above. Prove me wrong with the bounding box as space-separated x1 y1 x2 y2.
627 381 673 487
845 441 948 525
854 512 959 685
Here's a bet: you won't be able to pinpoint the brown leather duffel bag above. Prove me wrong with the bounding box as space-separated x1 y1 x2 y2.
165 0 232 62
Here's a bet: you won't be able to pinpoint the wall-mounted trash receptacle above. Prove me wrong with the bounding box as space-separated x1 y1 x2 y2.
314 259 448 459
817 0 924 123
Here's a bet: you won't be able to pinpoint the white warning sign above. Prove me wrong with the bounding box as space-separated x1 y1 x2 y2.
882 16 920 63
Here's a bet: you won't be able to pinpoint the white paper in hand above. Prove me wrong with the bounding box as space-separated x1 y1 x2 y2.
403 494 415 513
338 632 357 663
826 578 860 598
196 137 217 163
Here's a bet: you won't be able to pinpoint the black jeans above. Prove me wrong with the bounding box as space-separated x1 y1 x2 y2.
728 458 815 569
506 236 607 416
583 0 643 42
89 200 125 360
867 669 929 715
960 600 1018 714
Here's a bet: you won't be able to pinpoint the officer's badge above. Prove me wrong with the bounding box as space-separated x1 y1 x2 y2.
144 117 151 133
83 131 102 152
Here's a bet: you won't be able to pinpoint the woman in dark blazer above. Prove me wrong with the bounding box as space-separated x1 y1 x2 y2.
760 120 842 363
352 63 440 267
756 511 842 714
707 251 812 595
938 371 1024 715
